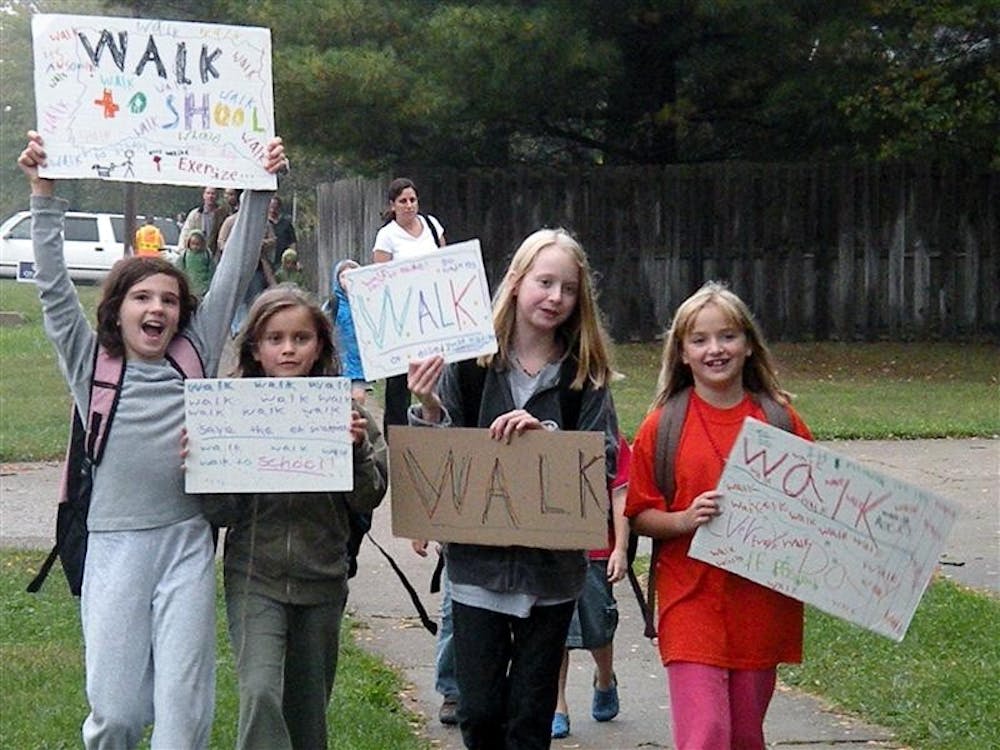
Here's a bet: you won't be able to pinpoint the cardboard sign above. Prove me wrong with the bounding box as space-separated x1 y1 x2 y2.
345 239 497 379
184 378 353 493
688 418 960 641
32 14 275 189
389 426 607 549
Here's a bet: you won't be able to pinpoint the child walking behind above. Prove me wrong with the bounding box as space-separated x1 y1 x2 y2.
17 130 288 749
625 281 813 750
551 432 632 739
406 227 619 750
207 284 388 750
329 259 372 404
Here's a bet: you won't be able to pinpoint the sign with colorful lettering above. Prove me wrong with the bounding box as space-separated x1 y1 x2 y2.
32 14 275 189
344 239 498 380
688 418 960 641
184 378 353 493
389 426 608 549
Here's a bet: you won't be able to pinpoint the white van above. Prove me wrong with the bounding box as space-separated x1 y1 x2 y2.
0 211 179 283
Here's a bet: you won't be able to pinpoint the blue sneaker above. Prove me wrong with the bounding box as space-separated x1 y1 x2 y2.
591 673 619 722
551 712 570 738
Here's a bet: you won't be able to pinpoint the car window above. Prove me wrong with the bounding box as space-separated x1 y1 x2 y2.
4 216 31 240
155 218 180 246
64 217 99 242
110 217 125 243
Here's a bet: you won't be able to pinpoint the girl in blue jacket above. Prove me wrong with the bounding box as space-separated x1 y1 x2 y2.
407 227 618 750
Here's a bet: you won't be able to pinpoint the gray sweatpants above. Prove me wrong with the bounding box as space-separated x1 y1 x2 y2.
81 516 216 750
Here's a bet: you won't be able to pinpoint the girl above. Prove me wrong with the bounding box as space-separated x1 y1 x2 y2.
372 177 446 436
406 227 619 750
17 130 288 749
177 227 214 298
625 281 813 750
208 284 388 750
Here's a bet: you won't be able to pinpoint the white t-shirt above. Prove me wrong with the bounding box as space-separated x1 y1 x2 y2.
371 214 445 261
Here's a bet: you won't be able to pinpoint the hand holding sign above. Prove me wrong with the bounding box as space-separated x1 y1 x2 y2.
345 239 497 380
32 14 276 188
688 418 960 641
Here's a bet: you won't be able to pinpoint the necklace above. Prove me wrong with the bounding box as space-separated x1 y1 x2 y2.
513 354 545 377
692 395 729 467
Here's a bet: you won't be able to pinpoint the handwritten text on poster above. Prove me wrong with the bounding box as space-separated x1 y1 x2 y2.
688 418 959 641
184 378 353 494
32 14 275 188
345 239 497 380
389 427 608 550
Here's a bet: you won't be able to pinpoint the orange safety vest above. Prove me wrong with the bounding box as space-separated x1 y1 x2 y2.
135 224 164 256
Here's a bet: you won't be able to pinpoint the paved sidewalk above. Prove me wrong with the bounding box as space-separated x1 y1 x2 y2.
2 437 997 749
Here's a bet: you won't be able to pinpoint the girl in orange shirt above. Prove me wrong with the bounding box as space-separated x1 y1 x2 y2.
625 281 813 750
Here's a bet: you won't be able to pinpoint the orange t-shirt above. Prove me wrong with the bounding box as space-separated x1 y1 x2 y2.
625 391 813 669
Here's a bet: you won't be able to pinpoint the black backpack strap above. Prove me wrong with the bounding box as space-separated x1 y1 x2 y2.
364 532 438 635
420 213 442 247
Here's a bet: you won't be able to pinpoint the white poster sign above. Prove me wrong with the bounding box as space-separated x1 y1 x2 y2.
32 14 275 189
345 239 498 380
184 378 353 493
688 418 960 641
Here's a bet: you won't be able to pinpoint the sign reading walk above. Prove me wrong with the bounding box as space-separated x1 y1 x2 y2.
688 418 960 641
32 14 275 188
184 378 353 494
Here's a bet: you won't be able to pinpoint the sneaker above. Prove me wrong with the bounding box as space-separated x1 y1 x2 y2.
591 673 619 722
439 696 459 726
551 712 570 739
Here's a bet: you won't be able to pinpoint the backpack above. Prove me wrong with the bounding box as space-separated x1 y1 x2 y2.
637 386 793 638
27 336 204 595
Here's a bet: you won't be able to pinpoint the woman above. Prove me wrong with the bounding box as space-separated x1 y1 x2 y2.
371 177 446 435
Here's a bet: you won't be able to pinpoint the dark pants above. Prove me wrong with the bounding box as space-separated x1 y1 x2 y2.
226 584 348 750
452 600 576 750
382 373 411 437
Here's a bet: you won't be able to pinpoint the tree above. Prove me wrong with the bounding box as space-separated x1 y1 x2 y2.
838 0 999 167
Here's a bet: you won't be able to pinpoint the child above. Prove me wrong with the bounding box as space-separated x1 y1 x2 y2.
177 228 215 298
328 259 372 404
17 130 288 749
406 227 619 749
625 281 813 750
275 247 304 286
552 432 632 739
208 285 388 750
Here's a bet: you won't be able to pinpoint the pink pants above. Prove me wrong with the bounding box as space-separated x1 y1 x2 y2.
667 662 777 750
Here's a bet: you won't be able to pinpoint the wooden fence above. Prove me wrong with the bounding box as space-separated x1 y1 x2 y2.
315 163 998 342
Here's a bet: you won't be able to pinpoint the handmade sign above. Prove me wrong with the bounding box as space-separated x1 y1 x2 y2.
344 239 497 380
389 426 608 549
184 378 353 493
32 14 275 189
688 418 960 641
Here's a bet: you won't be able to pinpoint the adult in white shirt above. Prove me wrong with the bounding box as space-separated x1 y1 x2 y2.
371 178 446 434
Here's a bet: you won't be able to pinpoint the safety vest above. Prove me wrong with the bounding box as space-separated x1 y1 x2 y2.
135 224 164 256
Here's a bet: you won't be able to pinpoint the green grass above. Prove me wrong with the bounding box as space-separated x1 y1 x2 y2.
0 281 101 462
0 551 427 749
781 578 1000 750
611 340 999 440
2 279 997 460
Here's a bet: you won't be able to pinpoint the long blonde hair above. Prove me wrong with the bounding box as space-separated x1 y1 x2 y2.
487 228 613 390
652 281 788 409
